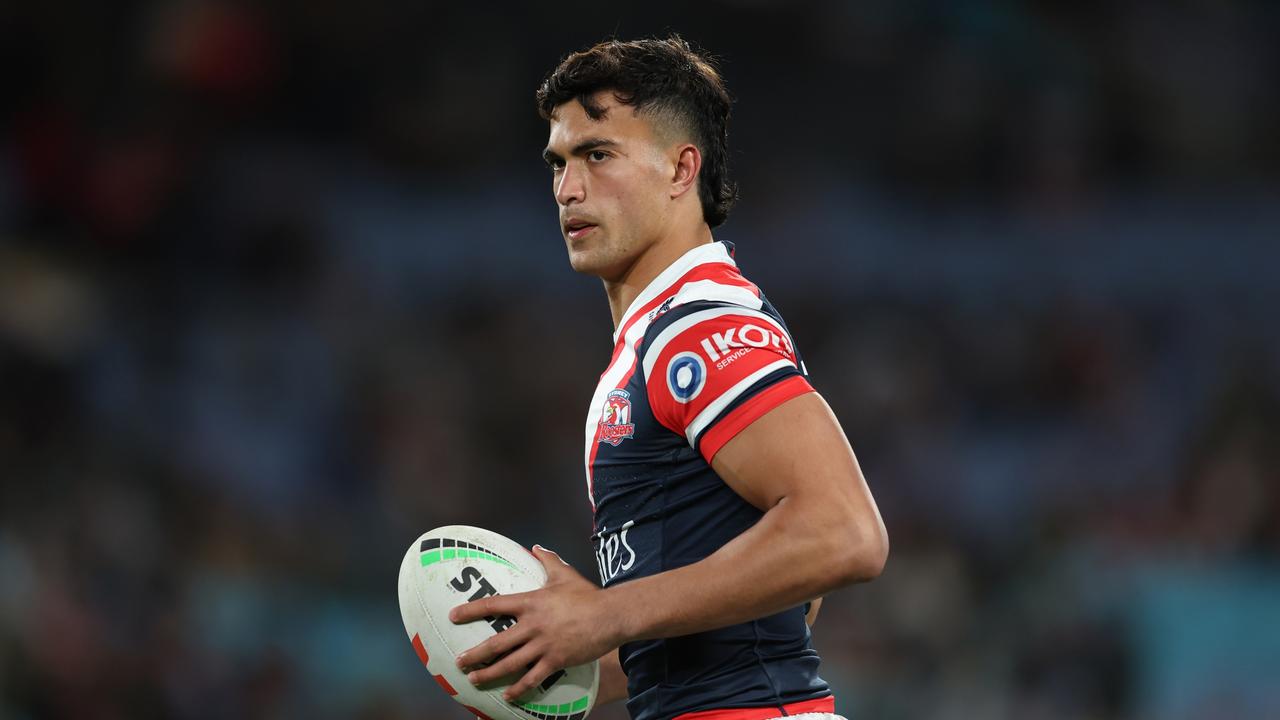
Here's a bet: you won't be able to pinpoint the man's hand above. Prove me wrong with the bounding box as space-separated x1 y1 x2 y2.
450 545 620 701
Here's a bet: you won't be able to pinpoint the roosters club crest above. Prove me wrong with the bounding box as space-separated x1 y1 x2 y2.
598 389 636 446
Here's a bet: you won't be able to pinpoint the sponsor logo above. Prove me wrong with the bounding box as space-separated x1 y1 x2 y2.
647 296 675 322
448 566 517 633
698 323 793 364
667 351 706 403
598 389 636 446
593 520 637 585
538 669 567 693
714 347 752 371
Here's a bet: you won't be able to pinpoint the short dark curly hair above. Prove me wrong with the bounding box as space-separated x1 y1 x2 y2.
536 35 738 228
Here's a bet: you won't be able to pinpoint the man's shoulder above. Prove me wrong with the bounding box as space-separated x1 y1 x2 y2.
642 267 765 332
639 297 768 359
637 296 798 387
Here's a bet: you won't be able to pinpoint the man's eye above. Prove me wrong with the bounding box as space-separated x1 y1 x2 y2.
588 151 609 162
547 161 564 172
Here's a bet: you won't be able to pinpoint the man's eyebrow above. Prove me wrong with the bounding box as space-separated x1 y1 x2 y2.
542 138 619 164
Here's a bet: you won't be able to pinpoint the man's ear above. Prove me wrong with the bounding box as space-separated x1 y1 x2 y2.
671 144 702 200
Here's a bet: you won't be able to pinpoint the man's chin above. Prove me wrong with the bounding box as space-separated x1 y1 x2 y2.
567 249 610 278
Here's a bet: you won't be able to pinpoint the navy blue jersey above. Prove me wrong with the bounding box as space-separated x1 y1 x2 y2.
583 242 832 720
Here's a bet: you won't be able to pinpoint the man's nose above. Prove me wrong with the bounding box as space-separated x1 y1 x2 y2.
555 163 585 206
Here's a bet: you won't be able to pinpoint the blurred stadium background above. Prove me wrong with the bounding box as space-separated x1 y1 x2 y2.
2 1 1278 718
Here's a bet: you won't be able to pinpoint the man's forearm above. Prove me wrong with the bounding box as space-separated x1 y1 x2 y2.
601 492 886 645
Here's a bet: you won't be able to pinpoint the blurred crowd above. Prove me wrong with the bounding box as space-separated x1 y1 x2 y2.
2 1 1278 719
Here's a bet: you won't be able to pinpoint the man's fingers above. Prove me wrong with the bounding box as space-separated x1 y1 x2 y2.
466 643 539 688
532 545 572 580
450 592 524 624
457 622 529 672
501 658 559 702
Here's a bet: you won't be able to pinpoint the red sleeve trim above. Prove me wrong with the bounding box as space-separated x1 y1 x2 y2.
698 374 814 463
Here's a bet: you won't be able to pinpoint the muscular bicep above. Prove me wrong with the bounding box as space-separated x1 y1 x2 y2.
711 390 889 588
710 392 871 515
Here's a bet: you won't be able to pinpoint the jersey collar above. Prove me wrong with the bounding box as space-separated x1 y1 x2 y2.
612 240 737 344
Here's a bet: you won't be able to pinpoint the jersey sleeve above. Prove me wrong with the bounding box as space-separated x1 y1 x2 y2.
640 302 814 462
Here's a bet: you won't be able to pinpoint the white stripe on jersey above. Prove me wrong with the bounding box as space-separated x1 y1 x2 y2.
685 358 796 446
584 317 648 509
641 306 792 383
671 279 762 311
611 242 736 344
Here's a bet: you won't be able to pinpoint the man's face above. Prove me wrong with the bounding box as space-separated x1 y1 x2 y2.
544 91 675 281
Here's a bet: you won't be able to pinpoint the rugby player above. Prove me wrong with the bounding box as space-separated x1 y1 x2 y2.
451 36 888 720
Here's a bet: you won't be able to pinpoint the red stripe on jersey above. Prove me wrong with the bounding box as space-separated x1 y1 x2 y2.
600 262 752 381
645 311 798 439
698 375 813 463
672 695 836 720
587 262 756 506
616 262 756 348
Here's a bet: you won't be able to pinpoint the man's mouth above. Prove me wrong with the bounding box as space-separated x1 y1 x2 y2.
564 220 598 241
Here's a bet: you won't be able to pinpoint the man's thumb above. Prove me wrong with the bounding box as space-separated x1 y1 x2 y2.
532 544 571 575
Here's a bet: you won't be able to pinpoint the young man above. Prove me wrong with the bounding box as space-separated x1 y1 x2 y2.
451 36 888 720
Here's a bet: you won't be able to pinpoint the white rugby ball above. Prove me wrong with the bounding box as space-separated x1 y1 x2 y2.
397 525 599 720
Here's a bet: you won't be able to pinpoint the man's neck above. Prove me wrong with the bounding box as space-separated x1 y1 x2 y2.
605 225 714 331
